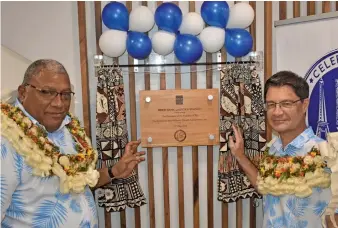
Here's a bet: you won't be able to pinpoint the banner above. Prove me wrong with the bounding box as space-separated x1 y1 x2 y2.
275 15 338 140
305 49 338 140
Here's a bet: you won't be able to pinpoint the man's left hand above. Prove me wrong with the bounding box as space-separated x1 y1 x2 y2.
111 139 145 179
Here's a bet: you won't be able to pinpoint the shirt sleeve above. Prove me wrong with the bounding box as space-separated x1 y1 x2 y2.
1 136 21 221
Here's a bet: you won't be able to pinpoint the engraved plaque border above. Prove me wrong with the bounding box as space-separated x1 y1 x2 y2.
140 89 220 147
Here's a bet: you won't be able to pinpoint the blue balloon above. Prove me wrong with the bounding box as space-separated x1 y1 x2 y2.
225 29 253 58
155 3 182 33
126 31 152 60
102 2 129 31
174 34 203 63
201 1 230 28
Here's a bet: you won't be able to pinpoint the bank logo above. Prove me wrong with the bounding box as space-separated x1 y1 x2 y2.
305 49 338 140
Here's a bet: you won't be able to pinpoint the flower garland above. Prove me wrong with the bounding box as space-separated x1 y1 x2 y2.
319 133 338 228
0 103 100 194
257 144 331 198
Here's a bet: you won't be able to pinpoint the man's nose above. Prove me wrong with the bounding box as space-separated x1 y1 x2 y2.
50 94 63 107
272 104 284 115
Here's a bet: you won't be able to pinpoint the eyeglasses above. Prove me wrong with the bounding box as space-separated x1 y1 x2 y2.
264 99 304 111
25 84 75 101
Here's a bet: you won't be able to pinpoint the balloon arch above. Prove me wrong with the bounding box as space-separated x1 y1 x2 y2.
99 1 255 63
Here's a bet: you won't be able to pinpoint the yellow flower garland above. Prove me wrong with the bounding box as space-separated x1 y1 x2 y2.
257 142 331 198
0 103 100 194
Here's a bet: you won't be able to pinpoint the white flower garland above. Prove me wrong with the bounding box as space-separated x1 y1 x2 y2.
319 132 338 228
1 107 100 194
257 143 331 198
257 168 331 198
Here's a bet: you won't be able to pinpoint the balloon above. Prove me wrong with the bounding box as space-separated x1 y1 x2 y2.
155 2 182 33
201 1 230 28
174 34 203 63
99 29 127 57
129 6 155 32
102 2 129 31
179 12 204 35
152 31 176 56
227 3 254 29
199 26 225 53
126 31 152 60
225 29 253 57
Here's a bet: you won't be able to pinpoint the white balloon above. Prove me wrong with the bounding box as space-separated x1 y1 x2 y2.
151 31 176 56
129 6 155 32
99 30 127 58
199 27 225 53
226 3 254 29
179 12 205 35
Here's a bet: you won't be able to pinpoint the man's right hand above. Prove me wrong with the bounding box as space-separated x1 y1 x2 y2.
228 124 245 159
111 139 145 179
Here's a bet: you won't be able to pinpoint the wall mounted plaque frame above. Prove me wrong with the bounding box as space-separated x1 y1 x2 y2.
140 89 220 147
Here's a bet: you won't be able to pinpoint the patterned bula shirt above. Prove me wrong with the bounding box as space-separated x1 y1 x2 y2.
262 127 333 228
1 99 98 228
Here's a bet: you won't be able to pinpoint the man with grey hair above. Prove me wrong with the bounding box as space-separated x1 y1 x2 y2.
1 59 145 227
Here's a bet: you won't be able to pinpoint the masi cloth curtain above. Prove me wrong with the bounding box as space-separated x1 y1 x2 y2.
95 66 146 212
217 64 267 203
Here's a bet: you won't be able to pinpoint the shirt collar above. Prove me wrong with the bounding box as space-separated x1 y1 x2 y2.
14 98 71 133
272 127 315 152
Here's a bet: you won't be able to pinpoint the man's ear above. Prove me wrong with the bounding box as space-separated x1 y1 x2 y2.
302 98 310 112
18 85 27 103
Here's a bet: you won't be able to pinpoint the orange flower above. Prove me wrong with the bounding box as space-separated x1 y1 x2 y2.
275 171 281 178
310 152 317 157
279 157 287 163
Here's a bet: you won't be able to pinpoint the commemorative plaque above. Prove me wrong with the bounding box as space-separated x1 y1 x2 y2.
139 89 219 147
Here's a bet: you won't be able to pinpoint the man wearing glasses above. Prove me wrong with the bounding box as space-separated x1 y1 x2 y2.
229 71 337 228
1 59 145 227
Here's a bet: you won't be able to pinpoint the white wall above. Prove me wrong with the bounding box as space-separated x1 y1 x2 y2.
1 1 83 120
1 45 32 95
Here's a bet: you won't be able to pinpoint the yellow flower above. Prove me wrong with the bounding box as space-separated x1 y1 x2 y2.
310 152 317 157
77 154 85 159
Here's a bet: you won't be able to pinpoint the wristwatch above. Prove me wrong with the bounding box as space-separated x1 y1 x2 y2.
108 168 116 180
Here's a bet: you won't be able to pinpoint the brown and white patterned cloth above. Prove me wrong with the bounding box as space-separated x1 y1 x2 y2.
217 64 266 203
95 66 146 212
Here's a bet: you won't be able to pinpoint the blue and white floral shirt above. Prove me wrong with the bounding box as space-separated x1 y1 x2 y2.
262 127 333 228
1 99 98 228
